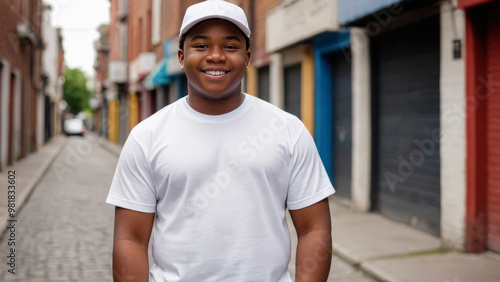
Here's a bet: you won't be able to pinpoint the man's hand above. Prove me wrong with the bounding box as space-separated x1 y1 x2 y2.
289 198 332 282
113 207 155 282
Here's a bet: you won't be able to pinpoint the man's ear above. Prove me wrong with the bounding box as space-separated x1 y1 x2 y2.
246 49 251 69
178 49 185 70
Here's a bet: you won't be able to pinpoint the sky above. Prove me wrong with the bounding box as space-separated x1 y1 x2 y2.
43 0 110 78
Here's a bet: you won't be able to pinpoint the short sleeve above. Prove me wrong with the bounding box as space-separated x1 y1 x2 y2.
106 134 157 213
287 127 335 210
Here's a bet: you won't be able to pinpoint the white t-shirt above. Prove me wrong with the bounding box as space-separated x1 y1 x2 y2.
106 94 335 282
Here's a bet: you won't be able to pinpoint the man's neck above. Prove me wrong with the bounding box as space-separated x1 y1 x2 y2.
186 92 245 115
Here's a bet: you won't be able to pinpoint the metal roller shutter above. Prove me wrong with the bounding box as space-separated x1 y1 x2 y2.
330 51 352 198
258 66 270 102
284 64 301 118
486 7 500 252
372 15 441 236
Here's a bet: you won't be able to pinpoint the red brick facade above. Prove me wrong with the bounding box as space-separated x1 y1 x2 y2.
128 0 154 61
0 0 43 165
252 0 282 66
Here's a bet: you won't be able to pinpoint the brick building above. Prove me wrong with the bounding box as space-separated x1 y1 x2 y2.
99 0 500 255
0 0 45 170
41 3 65 144
93 24 110 139
108 0 130 144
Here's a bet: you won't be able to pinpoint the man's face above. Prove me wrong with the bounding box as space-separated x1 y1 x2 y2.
178 19 251 100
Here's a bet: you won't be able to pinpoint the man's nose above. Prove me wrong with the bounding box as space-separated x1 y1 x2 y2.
206 46 226 62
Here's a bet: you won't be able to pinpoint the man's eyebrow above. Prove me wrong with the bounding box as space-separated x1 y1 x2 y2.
190 35 208 41
190 35 242 42
225 36 241 42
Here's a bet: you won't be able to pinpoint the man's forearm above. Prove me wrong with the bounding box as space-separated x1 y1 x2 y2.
295 229 332 282
113 239 150 282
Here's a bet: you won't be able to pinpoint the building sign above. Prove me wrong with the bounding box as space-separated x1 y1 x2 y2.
266 0 339 52
109 61 128 84
129 52 156 84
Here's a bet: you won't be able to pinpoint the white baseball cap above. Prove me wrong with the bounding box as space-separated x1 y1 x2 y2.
179 0 251 38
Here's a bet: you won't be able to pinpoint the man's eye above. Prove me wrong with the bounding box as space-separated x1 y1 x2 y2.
194 44 208 49
225 45 238 50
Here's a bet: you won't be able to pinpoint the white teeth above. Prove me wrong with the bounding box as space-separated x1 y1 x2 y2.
206 71 225 76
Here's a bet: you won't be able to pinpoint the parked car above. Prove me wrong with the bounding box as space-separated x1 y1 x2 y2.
64 118 85 136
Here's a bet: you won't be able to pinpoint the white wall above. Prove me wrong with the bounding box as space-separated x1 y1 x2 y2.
440 0 467 251
270 53 284 109
42 9 59 99
350 28 372 212
42 7 62 141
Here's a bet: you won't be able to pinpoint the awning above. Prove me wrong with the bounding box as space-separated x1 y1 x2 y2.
144 59 171 90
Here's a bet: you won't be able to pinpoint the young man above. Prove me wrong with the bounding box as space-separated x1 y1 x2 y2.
106 0 335 281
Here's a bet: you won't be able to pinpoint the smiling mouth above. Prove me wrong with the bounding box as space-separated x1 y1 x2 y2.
202 70 229 76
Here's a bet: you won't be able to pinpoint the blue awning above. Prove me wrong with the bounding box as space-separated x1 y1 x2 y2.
144 59 171 90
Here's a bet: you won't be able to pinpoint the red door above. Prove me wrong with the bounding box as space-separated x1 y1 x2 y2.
486 7 500 252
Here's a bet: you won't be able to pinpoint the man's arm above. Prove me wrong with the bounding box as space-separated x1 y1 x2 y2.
112 207 155 282
289 198 332 282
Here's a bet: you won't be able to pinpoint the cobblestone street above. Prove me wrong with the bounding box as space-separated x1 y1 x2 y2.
0 135 377 282
0 136 117 281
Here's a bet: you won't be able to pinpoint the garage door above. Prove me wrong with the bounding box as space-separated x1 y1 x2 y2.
486 7 500 252
258 66 270 102
284 64 301 118
330 50 352 198
373 14 441 236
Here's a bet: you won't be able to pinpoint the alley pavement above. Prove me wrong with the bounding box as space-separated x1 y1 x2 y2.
0 135 117 281
1 133 500 281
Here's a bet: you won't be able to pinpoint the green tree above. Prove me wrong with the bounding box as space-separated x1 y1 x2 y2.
63 68 92 115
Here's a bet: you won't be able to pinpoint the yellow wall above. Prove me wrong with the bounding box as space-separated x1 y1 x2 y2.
301 45 315 137
246 65 257 97
129 93 139 132
108 100 119 143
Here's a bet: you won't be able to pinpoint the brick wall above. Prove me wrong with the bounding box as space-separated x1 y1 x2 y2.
0 1 37 78
128 0 153 61
109 0 119 62
161 0 181 42
0 0 43 159
252 0 282 65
